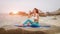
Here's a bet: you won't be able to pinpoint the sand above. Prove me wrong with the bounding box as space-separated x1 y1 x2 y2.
0 14 60 34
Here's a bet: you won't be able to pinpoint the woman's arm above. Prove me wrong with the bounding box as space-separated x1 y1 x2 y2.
37 14 39 20
28 14 31 18
28 12 33 18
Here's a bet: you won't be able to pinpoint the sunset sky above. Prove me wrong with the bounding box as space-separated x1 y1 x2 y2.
0 0 60 13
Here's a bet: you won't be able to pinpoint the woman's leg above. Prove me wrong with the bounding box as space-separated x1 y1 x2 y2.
31 22 40 27
35 22 40 26
23 19 33 25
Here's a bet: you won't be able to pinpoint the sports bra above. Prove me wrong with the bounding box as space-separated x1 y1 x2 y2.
31 13 38 19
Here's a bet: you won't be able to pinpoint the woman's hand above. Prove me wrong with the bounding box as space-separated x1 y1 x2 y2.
28 14 31 18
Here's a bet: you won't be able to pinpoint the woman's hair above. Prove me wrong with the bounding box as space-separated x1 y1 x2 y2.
29 8 39 15
34 8 39 14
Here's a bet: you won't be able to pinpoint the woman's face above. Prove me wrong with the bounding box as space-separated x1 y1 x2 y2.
33 9 36 13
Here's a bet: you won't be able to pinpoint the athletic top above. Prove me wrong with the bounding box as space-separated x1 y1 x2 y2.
28 13 39 22
31 13 38 20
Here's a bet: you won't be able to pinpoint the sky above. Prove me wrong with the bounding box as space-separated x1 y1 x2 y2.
0 0 60 13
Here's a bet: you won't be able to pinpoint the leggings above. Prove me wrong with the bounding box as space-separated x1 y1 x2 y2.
23 19 40 27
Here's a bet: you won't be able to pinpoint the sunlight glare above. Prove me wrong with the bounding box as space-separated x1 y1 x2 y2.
13 11 18 14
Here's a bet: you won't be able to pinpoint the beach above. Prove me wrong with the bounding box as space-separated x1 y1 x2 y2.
0 14 60 34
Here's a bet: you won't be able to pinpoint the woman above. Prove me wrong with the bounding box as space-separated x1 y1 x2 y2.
23 8 40 27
